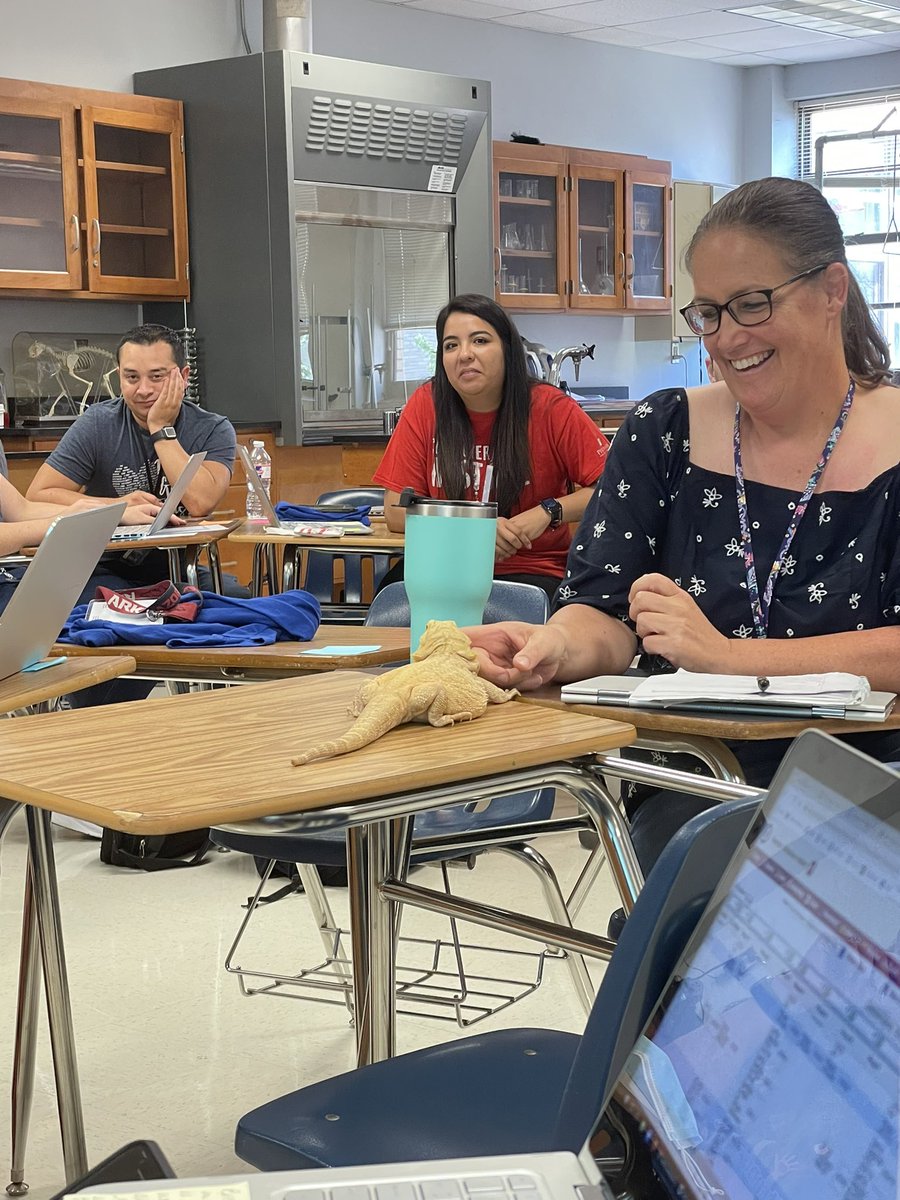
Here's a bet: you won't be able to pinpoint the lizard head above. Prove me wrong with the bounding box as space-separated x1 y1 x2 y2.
411 620 479 670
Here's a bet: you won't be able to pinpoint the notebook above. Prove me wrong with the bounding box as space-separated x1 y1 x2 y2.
80 730 900 1200
238 444 373 536
561 672 897 721
0 501 125 682
108 453 211 541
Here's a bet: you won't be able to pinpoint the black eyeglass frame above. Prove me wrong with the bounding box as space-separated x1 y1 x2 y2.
679 262 833 337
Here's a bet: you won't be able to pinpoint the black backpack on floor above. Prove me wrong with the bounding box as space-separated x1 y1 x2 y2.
100 827 212 871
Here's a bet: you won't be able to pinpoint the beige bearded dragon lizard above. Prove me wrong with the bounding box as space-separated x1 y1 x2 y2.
291 620 518 766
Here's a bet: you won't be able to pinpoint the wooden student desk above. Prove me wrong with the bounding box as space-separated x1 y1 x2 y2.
0 655 137 1196
50 625 411 683
228 518 404 598
100 518 242 593
2 670 639 1185
525 687 900 783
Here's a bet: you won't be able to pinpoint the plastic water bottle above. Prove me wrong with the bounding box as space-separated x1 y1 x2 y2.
245 440 272 519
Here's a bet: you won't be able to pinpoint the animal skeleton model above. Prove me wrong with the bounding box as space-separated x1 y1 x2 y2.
27 340 118 415
291 621 518 765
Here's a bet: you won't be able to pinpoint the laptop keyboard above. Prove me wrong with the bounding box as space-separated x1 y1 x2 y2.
278 1173 546 1200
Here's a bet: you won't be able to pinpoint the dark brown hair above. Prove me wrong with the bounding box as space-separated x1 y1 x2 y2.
685 177 892 387
432 294 533 517
116 323 186 369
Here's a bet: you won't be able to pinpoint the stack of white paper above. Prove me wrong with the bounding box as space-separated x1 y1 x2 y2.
633 670 871 706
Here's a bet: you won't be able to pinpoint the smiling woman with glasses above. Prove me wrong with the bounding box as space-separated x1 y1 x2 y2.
465 175 900 903
680 261 831 336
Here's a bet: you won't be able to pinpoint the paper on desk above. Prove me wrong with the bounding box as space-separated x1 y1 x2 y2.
72 1187 250 1200
300 644 382 655
634 669 870 705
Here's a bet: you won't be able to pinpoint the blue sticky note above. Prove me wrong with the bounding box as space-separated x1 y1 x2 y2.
21 656 67 673
300 644 382 656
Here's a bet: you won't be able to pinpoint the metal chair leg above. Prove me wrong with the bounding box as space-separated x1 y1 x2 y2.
566 841 607 922
296 864 354 1015
489 842 595 1016
7 868 39 1196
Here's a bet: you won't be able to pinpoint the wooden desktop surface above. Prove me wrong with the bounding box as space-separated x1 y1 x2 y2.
0 656 136 711
51 626 411 672
524 687 900 740
103 517 242 551
0 671 635 834
229 518 404 551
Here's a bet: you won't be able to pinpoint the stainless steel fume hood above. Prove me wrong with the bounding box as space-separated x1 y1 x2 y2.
137 51 492 443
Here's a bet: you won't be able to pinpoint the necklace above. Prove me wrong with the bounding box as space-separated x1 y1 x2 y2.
733 379 855 638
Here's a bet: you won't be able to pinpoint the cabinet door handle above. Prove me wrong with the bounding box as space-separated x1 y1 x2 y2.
625 252 635 286
70 214 80 253
617 250 626 286
494 244 502 289
91 218 101 267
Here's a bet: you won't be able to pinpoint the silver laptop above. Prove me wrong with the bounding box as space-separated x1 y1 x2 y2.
108 453 207 541
0 501 125 682
238 444 372 534
88 730 899 1200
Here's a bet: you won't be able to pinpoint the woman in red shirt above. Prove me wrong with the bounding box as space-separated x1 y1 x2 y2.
374 294 609 601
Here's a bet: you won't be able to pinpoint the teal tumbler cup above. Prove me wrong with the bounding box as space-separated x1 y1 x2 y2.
403 497 497 652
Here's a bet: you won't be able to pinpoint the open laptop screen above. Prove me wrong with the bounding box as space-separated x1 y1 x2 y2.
612 733 900 1200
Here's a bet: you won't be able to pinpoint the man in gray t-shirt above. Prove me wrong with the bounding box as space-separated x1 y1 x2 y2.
28 322 238 594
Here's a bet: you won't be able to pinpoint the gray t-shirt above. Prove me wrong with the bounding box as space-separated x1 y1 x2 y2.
47 398 236 515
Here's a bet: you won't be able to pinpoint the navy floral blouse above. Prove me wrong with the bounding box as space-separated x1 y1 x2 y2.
558 388 900 673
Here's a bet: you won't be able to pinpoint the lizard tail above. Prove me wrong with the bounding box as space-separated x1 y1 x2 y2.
291 693 409 766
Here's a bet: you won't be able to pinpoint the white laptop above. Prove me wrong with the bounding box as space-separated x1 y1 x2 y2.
0 501 125 682
82 729 900 1200
238 443 373 536
109 453 210 541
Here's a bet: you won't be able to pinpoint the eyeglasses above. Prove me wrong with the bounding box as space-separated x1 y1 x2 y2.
679 263 831 337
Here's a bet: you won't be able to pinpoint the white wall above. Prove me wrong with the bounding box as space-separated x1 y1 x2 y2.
1 0 748 400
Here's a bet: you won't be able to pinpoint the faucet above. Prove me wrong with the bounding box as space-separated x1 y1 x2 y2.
548 343 595 387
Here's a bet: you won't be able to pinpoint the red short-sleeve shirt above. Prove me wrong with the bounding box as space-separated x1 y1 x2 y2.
373 381 609 578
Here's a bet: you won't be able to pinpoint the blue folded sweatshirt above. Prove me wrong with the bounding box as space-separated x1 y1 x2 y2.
275 502 371 526
58 589 321 648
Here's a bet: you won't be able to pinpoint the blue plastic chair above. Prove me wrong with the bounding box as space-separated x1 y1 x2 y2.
303 487 398 621
211 579 590 1022
234 797 761 1171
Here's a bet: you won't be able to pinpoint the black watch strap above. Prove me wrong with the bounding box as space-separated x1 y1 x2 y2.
150 426 178 445
540 498 563 528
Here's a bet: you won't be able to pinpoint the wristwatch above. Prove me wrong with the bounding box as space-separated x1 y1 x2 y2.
539 498 563 529
150 426 178 446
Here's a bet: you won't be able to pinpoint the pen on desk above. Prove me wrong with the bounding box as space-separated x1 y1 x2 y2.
757 677 770 694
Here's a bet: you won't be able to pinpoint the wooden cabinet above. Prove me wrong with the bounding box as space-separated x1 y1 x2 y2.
0 78 189 299
494 141 671 315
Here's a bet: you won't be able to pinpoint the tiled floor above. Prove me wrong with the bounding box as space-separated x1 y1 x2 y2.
0 809 619 1194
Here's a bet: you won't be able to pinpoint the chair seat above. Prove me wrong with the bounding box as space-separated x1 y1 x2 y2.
211 790 555 868
236 1027 580 1171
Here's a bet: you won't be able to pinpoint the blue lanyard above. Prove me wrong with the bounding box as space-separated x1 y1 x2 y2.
733 379 855 638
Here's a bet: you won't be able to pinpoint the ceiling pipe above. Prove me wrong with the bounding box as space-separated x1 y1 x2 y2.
262 0 313 53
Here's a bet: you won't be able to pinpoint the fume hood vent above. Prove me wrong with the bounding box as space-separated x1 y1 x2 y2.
293 89 484 192
304 94 469 167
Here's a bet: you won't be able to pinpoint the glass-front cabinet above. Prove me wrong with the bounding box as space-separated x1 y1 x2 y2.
0 97 81 289
494 153 566 308
569 167 622 311
493 141 671 315
0 79 189 299
81 106 189 297
626 171 671 311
